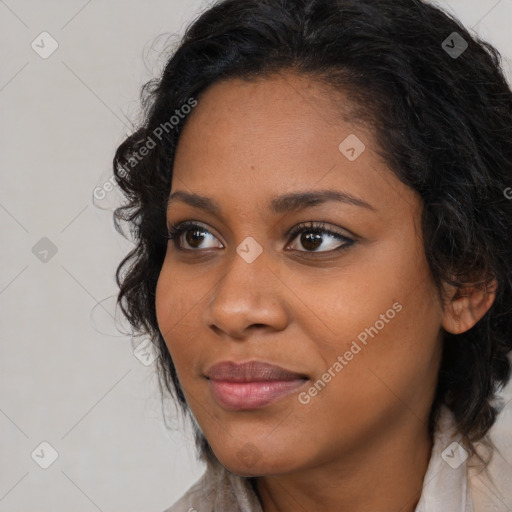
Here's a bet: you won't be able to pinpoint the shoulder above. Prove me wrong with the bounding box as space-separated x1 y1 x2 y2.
161 460 263 512
161 469 212 512
469 402 512 511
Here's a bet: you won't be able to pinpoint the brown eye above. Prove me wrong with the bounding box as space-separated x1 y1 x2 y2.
300 232 323 251
287 222 355 253
184 227 208 249
166 221 223 250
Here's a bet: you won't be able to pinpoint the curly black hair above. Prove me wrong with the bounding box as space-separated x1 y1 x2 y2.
112 0 512 466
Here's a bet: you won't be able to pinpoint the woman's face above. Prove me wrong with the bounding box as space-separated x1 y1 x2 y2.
155 73 444 476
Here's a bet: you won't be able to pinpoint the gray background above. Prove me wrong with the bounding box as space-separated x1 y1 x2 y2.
1 1 511 511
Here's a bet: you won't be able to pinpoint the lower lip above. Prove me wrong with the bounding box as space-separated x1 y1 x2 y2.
208 379 307 410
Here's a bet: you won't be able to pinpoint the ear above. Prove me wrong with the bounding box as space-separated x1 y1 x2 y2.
441 278 497 334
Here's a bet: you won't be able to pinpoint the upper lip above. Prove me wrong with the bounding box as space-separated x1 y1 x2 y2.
205 361 308 382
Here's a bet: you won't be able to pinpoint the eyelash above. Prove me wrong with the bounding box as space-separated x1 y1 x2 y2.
165 220 355 255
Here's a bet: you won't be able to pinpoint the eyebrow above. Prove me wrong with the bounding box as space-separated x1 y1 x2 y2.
166 189 376 215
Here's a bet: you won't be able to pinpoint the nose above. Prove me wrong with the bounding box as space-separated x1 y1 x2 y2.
202 247 290 339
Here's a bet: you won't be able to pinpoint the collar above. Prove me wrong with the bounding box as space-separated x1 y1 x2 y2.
175 406 474 512
414 405 473 512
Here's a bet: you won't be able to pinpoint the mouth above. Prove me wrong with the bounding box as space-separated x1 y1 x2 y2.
204 360 309 410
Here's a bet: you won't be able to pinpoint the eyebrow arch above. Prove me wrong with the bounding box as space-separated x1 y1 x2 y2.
166 189 376 215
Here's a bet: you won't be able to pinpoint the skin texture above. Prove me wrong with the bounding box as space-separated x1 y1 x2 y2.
155 73 496 512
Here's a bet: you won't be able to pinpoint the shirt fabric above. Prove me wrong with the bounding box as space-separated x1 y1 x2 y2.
163 405 511 512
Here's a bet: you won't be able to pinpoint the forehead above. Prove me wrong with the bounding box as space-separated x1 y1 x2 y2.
170 73 417 220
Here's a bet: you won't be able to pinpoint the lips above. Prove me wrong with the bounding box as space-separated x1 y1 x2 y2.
205 360 308 382
205 360 309 410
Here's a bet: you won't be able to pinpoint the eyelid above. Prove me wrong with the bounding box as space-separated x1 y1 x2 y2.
167 219 355 239
285 220 356 242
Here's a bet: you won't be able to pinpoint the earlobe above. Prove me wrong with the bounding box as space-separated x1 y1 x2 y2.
441 279 497 334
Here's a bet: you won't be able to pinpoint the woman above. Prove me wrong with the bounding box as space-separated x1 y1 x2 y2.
112 0 512 510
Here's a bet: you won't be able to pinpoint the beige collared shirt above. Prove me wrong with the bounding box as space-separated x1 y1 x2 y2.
164 406 511 512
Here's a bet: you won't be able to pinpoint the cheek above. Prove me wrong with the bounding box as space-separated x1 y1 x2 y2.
290 243 442 404
290 296 442 451
155 263 200 369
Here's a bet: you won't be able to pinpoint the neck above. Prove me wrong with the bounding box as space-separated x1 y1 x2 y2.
255 415 433 512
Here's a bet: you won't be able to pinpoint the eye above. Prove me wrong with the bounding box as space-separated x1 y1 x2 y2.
286 221 355 253
166 220 355 255
165 221 223 251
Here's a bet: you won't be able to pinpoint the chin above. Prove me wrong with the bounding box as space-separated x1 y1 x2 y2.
213 445 301 478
